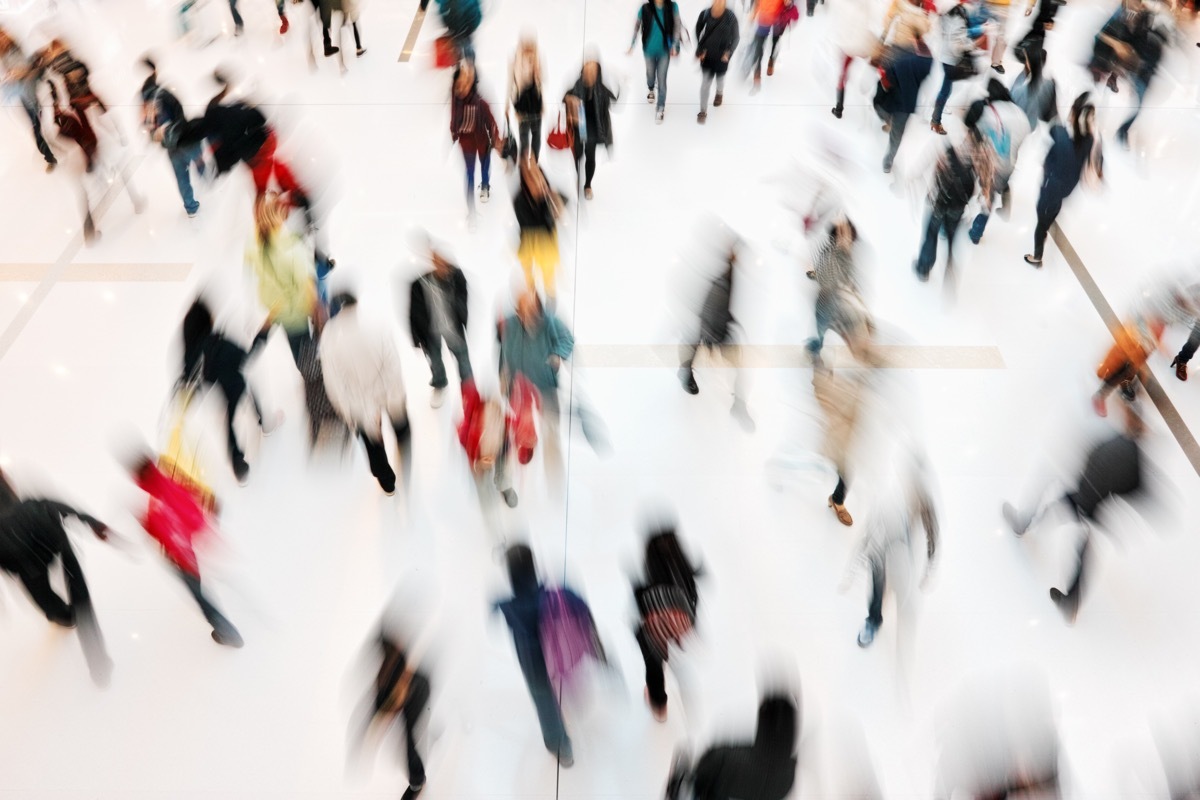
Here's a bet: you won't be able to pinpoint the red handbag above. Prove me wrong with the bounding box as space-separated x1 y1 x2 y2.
433 35 457 69
546 111 573 151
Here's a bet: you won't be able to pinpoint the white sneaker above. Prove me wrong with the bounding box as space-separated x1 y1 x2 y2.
262 410 285 436
655 110 665 124
430 388 445 408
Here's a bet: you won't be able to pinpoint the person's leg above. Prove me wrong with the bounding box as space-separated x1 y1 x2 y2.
22 97 57 166
867 556 885 628
832 474 848 504
645 55 657 92
1053 530 1090 619
1174 321 1200 365
223 381 249 474
400 681 429 788
461 146 476 209
58 545 112 685
834 54 853 114
770 29 782 62
932 68 954 126
529 114 542 161
808 291 834 354
655 55 669 111
715 71 726 100
228 0 244 30
351 21 363 51
884 111 909 171
584 140 597 189
990 3 1008 67
391 412 412 495
636 626 669 712
520 656 572 759
449 339 473 382
177 567 242 643
1116 76 1148 142
942 208 963 269
358 427 397 493
518 117 533 159
915 206 941 277
480 146 492 191
168 148 200 214
1031 191 1062 261
700 70 713 113
18 568 73 625
426 339 448 389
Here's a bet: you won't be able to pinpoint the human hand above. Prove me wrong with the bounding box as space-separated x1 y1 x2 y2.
698 50 707 60
548 355 561 370
722 52 730 62
1025 4 1033 14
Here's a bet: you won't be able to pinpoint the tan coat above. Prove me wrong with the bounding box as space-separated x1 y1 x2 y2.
814 368 866 476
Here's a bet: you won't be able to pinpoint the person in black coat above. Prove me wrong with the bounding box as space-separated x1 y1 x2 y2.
633 528 701 722
0 476 113 686
667 693 799 800
695 0 740 123
140 58 205 217
874 47 933 173
564 59 618 200
408 244 472 407
181 299 273 483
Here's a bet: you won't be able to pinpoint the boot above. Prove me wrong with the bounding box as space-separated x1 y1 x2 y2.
1172 356 1188 381
828 496 853 526
679 367 699 394
832 88 845 118
767 57 775 76
279 14 289 33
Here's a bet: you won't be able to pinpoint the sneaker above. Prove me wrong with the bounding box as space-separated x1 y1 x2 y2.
931 121 947 135
501 488 518 508
647 90 655 103
828 496 853 526
857 621 878 648
584 186 593 200
401 783 425 800
1172 357 1188 381
767 57 775 76
831 105 843 119
324 44 340 57
233 459 250 485
212 628 244 648
679 368 699 395
187 204 199 218
713 92 723 107
656 109 665 124
480 185 490 203
991 63 1005 74
382 484 397 497
1002 502 1029 536
1050 587 1079 623
431 387 445 408
279 14 289 33
697 111 707 124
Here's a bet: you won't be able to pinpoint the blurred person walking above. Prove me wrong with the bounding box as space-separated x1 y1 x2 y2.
0 26 57 171
1091 315 1164 416
498 290 574 457
806 216 865 362
458 379 518 510
630 0 683 123
929 0 986 135
813 358 874 526
830 0 878 118
695 0 740 124
247 192 320 370
564 59 618 200
1024 92 1102 267
513 157 567 301
35 38 125 147
744 0 785 93
765 0 801 78
914 131 990 282
509 35 544 161
320 293 411 496
1114 0 1172 148
0 477 113 686
434 0 483 62
1009 45 1057 131
408 243 472 408
140 59 205 218
227 0 291 36
450 61 499 219
966 79 1030 243
983 0 1014 72
874 44 933 173
880 0 933 56
319 0 367 58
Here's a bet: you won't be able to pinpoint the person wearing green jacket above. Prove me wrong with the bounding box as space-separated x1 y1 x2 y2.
498 289 573 429
247 192 319 368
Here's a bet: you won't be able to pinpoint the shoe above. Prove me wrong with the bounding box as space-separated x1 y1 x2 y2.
751 76 761 95
1119 381 1136 402
187 205 199 218
234 24 244 36
212 628 244 648
881 120 892 133
401 783 425 800
767 57 775 76
279 14 289 33
713 92 723 107
828 497 853 526
931 121 947 135
656 109 665 124
991 63 1005 74
584 186 593 200
697 111 707 124
356 47 366 57
324 44 340 57
857 621 878 648
1116 129 1130 150
1092 393 1108 418
1002 502 1029 536
262 410 285 436
1172 357 1188 381
233 459 250 485
501 488 518 508
831 105 843 119
647 90 655 103
480 185 490 203
558 750 574 768
1023 254 1042 268
679 368 699 395
883 162 892 174
1050 588 1079 623
806 269 817 280
916 270 929 282
1106 73 1119 93
45 161 57 173
431 387 445 408
731 399 756 432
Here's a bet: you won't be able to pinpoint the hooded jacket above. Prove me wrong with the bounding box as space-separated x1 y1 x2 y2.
689 696 799 800
319 306 408 431
450 86 498 153
179 96 268 174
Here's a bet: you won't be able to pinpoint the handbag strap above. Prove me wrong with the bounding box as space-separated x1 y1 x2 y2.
649 2 675 46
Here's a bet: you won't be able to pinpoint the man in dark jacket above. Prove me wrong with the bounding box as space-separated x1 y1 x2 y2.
408 244 472 408
140 59 205 217
679 245 755 431
915 133 989 282
874 47 934 173
0 480 113 686
667 693 798 800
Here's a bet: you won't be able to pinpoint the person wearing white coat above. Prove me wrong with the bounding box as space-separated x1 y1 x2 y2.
830 0 880 118
320 293 410 495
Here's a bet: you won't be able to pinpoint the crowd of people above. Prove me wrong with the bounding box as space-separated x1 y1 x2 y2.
1 0 1197 795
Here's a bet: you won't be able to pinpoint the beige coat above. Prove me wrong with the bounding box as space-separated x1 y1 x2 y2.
814 368 866 476
881 0 931 51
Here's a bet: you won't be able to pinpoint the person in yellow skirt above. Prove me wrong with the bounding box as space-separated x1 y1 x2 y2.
513 156 567 304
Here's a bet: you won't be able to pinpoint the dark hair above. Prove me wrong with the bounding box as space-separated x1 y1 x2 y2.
181 299 214 382
644 529 699 608
505 544 539 596
141 56 156 72
754 694 799 760
1070 91 1094 151
986 78 1012 103
0 468 18 512
331 292 358 313
1024 45 1045 86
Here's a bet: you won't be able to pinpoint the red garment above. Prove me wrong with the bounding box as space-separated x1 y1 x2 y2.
773 2 800 31
249 131 304 199
458 380 514 468
509 374 541 465
136 463 210 577
450 92 498 154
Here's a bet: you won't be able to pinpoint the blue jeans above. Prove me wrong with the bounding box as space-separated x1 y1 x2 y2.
519 649 572 759
969 170 1011 242
425 335 473 389
228 0 243 29
931 64 959 125
168 145 202 214
22 96 56 165
461 145 491 208
915 205 964 277
1117 75 1149 140
645 54 669 111
806 288 835 355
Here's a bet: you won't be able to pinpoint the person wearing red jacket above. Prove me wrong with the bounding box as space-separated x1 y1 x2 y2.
132 458 243 648
450 61 499 219
458 379 521 508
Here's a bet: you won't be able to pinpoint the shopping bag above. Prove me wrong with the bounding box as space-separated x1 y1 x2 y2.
433 35 458 68
546 111 573 151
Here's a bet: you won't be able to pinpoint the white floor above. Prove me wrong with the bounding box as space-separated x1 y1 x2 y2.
1 0 1200 796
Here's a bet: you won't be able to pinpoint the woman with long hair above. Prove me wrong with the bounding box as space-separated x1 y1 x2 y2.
247 192 320 368
564 59 618 200
509 35 544 161
633 528 701 721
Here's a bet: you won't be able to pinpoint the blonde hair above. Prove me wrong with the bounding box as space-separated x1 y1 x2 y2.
254 193 289 240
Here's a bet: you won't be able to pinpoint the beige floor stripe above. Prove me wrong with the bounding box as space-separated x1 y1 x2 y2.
398 8 427 62
575 344 1006 369
0 263 191 282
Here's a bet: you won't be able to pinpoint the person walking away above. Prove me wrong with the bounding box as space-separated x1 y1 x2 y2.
1024 92 1102 267
0 26 57 171
434 0 482 62
36 39 125 147
1115 0 1172 148
246 192 320 369
666 693 798 800
1091 314 1164 416
450 61 499 220
1088 0 1145 94
966 79 1030 243
0 487 113 685
1009 44 1057 131
1013 0 1061 63
695 0 740 124
983 0 1013 72
915 132 989 281
830 0 878 118
633 528 701 722
806 216 865 361
228 0 291 36
494 544 574 767
129 456 244 647
319 0 366 58
874 45 933 173
630 0 682 123
409 244 472 408
744 0 785 93
564 60 618 200
880 0 932 57
930 0 985 135
320 293 411 496
767 0 801 78
140 59 205 218
458 379 518 509
509 35 544 160
513 157 567 301
678 244 756 432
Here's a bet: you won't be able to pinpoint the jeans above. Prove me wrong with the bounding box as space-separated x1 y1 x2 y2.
425 335 473 389
1032 187 1065 260
228 0 243 29
1116 75 1149 140
645 54 669 111
178 568 240 641
969 170 1011 242
1176 322 1200 365
22 96 56 165
699 70 726 112
636 626 668 708
518 648 572 759
461 144 491 208
881 110 911 171
915 205 964 277
358 414 411 494
807 288 836 355
168 145 203 214
931 64 960 125
518 114 542 161
867 555 885 628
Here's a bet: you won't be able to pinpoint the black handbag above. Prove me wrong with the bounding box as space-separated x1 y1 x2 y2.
500 114 518 163
947 53 978 82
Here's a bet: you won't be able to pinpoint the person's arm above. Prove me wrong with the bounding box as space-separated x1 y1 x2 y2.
408 279 426 348
728 14 740 56
456 270 469 329
45 500 108 539
630 7 643 52
550 316 574 360
695 10 707 52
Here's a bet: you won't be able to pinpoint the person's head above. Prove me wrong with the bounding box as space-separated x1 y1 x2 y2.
832 216 857 250
453 61 476 98
582 60 599 87
505 543 539 595
516 288 542 327
141 56 157 77
754 693 799 761
644 528 693 585
520 156 546 198
712 0 727 13
330 292 358 318
182 298 215 355
518 32 538 55
431 248 452 276
1069 92 1095 141
1023 45 1045 83
254 192 288 240
986 78 1012 103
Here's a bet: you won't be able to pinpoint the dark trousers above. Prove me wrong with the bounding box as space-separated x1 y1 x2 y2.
916 204 964 277
1032 188 1065 260
358 415 411 494
769 28 784 61
879 110 911 171
867 555 885 627
931 64 962 125
219 377 264 471
461 144 491 208
177 567 240 640
517 114 542 161
424 335 473 389
572 138 598 189
1176 322 1200 365
832 475 848 504
636 626 668 708
518 647 572 759
22 97 56 165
